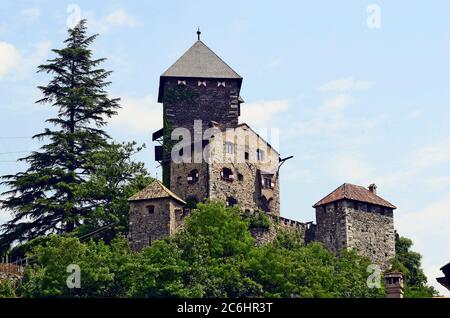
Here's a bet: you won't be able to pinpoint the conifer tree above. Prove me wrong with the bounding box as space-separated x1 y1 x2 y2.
0 20 147 250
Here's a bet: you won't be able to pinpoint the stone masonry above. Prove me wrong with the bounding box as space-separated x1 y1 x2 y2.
128 34 398 271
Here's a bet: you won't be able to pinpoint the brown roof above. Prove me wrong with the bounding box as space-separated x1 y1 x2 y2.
128 180 186 205
313 183 397 209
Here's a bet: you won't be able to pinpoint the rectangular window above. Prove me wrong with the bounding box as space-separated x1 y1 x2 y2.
147 205 155 214
225 142 234 154
264 177 272 189
257 149 265 161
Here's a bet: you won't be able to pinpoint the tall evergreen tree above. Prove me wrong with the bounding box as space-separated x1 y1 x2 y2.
0 20 144 250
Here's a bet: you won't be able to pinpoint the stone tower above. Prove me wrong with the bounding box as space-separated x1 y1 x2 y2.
128 180 187 251
152 36 281 215
313 183 396 269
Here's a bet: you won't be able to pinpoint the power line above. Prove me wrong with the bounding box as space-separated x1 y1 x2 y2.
0 151 31 155
0 137 32 140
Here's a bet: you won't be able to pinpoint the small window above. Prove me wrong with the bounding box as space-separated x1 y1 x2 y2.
238 173 244 181
256 149 265 161
220 167 234 181
227 197 238 207
147 205 155 214
225 142 234 154
244 151 249 161
264 177 272 189
187 169 199 184
353 201 358 210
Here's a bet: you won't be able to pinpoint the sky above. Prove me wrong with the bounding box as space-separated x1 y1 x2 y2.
1 1 449 296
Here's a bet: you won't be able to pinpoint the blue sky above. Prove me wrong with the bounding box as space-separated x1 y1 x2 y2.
1 1 449 295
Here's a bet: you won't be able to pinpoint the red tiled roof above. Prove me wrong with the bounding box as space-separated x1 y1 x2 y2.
313 183 397 209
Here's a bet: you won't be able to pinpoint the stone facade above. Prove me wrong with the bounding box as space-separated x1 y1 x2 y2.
315 199 395 269
128 37 399 269
162 78 242 136
128 197 186 251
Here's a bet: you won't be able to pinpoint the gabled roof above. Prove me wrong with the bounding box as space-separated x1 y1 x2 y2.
313 183 396 209
161 40 241 79
128 180 186 205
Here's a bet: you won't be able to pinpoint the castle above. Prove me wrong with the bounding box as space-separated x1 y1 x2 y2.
128 33 396 269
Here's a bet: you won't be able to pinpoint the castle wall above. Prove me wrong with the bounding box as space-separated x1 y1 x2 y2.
162 78 241 136
315 201 349 254
170 161 209 203
208 126 280 215
345 201 395 269
315 200 395 269
128 198 184 251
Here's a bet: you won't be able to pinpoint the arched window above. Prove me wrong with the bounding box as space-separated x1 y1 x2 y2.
187 169 199 184
220 167 234 181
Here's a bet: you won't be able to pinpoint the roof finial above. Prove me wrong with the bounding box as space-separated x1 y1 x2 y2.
197 26 201 41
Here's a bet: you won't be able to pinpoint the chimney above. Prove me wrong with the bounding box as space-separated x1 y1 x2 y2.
384 272 404 298
368 183 377 195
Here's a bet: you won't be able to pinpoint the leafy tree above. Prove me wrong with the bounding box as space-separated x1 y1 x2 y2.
19 235 138 298
0 20 150 251
392 232 438 297
14 202 391 298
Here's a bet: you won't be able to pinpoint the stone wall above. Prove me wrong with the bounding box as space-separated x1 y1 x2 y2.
315 200 395 269
208 125 280 215
128 198 185 251
162 78 242 137
250 215 309 246
345 201 395 269
170 161 209 203
315 201 348 254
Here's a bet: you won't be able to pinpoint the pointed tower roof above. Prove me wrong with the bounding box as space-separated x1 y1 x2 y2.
128 180 186 205
313 183 396 209
161 40 241 79
158 39 242 102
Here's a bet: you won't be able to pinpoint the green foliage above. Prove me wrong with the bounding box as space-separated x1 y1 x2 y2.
244 211 272 230
391 232 438 298
0 20 150 251
0 279 17 298
14 201 388 298
19 235 138 297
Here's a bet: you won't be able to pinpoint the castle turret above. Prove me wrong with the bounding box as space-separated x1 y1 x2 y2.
313 183 396 269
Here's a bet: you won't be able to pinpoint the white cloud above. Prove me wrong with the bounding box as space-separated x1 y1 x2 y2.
286 94 355 137
410 140 450 169
111 95 162 134
327 154 374 183
104 9 137 27
86 9 137 33
320 77 374 92
240 99 289 127
322 94 354 111
0 40 50 80
19 7 40 19
0 42 19 78
408 109 422 119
